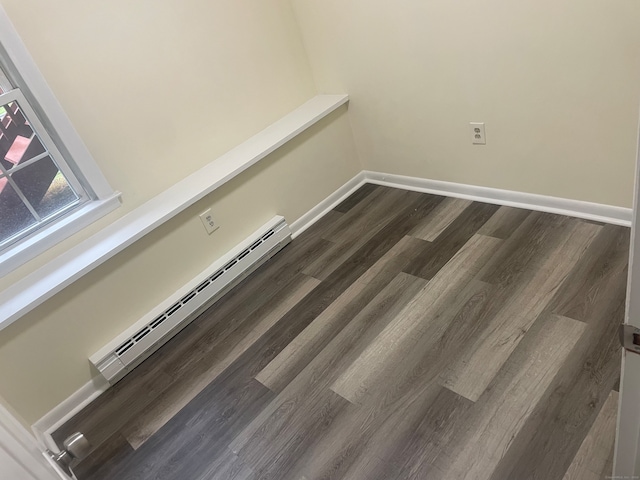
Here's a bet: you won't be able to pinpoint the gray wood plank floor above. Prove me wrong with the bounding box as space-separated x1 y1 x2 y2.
53 185 629 480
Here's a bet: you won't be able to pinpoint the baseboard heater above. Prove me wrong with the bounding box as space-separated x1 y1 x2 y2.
90 216 291 384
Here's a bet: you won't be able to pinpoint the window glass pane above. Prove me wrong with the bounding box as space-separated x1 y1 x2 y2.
11 157 78 219
0 177 37 244
0 100 39 171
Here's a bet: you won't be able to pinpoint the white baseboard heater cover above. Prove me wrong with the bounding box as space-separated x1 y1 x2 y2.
90 216 291 384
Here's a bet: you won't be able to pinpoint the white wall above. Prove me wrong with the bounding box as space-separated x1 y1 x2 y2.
292 0 640 207
0 0 361 425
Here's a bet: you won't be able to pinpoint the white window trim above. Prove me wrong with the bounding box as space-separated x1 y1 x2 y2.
0 5 121 275
0 197 120 274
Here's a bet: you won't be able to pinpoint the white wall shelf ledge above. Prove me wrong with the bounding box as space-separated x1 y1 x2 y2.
0 94 349 330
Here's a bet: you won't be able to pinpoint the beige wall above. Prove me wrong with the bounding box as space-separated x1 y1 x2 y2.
292 0 640 207
0 0 319 287
0 394 27 429
0 0 360 424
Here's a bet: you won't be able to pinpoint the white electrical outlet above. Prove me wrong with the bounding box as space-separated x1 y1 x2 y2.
470 122 486 145
199 209 219 235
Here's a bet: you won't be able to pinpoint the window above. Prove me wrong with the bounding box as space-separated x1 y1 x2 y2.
0 7 120 275
0 68 86 250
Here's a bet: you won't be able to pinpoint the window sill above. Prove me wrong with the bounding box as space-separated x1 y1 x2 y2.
0 94 349 330
0 194 122 276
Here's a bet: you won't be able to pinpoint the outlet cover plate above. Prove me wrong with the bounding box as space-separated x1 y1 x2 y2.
470 122 486 145
199 209 219 235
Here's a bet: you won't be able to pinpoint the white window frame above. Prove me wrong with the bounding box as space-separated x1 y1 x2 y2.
0 6 121 276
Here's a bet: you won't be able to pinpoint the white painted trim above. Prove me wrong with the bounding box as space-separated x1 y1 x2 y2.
32 376 108 453
0 403 62 479
290 171 367 238
0 94 349 330
613 106 640 477
364 171 633 227
0 194 121 277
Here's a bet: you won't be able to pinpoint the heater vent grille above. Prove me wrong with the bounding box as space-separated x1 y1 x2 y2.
115 340 133 357
111 224 282 362
91 216 291 384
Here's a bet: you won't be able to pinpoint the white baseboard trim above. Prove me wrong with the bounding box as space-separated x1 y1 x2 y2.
364 171 633 227
290 171 367 238
32 376 108 452
30 168 630 453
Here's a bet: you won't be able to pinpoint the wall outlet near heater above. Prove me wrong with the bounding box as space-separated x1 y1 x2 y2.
199 209 219 234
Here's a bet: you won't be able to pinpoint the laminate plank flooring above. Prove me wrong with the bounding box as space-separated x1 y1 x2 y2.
563 390 619 480
54 184 629 480
229 272 429 462
403 201 500 280
331 234 502 405
409 197 472 241
440 220 601 401
477 205 531 239
303 187 424 280
123 273 321 449
255 236 429 393
487 249 627 480
333 183 377 214
437 314 586 480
